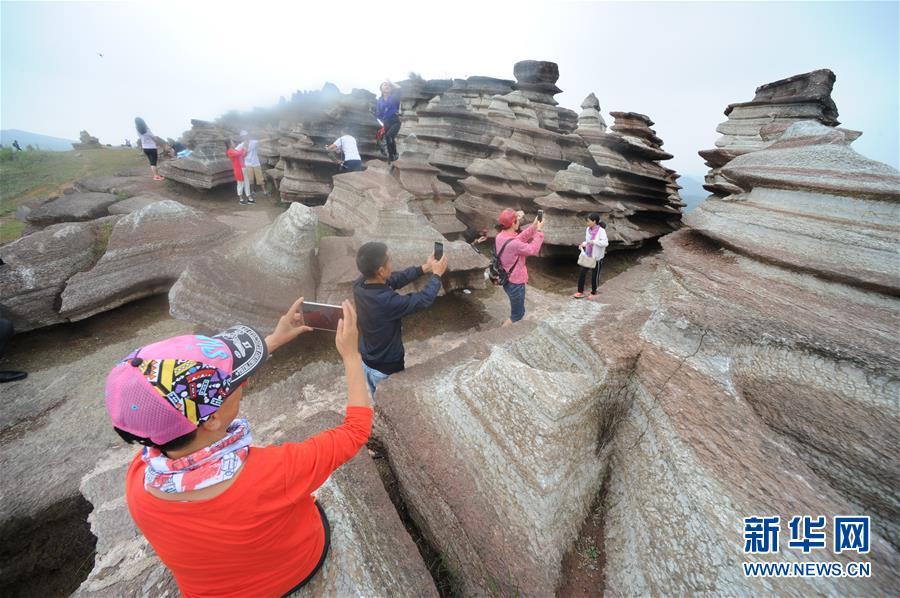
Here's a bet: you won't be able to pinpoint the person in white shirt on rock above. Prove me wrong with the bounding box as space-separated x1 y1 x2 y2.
236 131 268 198
326 127 363 172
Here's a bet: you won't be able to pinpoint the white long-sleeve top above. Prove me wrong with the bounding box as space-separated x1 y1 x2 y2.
581 225 609 259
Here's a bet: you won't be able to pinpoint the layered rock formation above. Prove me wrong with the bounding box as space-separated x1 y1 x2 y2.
1 168 233 331
72 130 104 150
391 62 682 252
374 119 900 595
316 163 489 303
169 203 319 332
157 120 235 189
0 217 119 331
74 367 438 597
690 121 899 294
59 201 231 321
699 69 840 198
390 136 466 235
156 61 682 253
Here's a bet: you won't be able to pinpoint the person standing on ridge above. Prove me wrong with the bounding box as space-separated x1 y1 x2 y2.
376 80 402 162
494 209 545 326
135 118 164 181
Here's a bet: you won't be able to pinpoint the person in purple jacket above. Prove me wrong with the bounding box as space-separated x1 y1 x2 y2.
376 80 402 162
495 208 545 326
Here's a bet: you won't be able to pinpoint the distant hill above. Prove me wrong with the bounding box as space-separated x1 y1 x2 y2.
677 175 708 213
1 129 77 152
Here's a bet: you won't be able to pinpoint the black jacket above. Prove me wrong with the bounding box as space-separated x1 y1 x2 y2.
353 266 441 374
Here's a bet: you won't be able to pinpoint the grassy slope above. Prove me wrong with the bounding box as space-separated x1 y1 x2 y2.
0 149 146 244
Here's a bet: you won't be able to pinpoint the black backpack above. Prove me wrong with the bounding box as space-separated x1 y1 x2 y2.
487 238 520 286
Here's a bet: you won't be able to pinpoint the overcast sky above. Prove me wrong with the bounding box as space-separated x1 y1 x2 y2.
2 0 897 176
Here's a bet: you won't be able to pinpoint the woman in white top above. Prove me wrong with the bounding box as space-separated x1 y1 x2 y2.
573 212 609 299
135 117 164 181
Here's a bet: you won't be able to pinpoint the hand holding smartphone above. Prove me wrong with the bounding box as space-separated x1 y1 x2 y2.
433 241 444 261
302 301 344 331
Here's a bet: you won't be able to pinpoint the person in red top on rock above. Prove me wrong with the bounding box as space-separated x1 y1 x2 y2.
225 139 253 205
494 208 545 326
104 297 371 598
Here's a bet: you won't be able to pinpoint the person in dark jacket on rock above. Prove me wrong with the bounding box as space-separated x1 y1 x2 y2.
352 241 448 396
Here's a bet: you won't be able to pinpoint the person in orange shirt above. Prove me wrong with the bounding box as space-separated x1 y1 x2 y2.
105 298 371 597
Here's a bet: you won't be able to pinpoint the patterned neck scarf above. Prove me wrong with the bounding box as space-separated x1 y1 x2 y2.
142 419 252 493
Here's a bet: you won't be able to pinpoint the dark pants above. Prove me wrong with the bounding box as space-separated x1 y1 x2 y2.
383 116 400 159
143 148 158 166
283 501 331 596
0 319 12 357
577 259 603 294
341 159 362 172
503 282 526 322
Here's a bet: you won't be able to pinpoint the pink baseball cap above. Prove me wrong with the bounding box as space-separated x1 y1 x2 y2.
105 325 268 445
498 209 518 229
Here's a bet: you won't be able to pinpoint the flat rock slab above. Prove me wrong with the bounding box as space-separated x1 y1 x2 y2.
26 193 120 226
106 194 168 215
74 175 149 197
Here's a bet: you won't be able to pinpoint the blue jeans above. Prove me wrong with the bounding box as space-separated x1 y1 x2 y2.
503 282 526 322
363 362 390 397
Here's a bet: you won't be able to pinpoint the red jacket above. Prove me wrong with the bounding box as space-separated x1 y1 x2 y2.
125 406 373 597
226 147 246 181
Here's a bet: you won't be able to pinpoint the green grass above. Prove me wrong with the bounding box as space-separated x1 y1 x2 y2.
0 148 145 245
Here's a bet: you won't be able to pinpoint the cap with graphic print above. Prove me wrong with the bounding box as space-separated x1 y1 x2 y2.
105 325 268 445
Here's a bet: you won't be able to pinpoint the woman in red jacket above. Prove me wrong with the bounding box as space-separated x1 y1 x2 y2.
225 139 252 205
105 298 371 597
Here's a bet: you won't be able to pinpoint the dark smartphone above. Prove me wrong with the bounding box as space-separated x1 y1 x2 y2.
434 241 444 260
537 210 544 222
301 302 343 332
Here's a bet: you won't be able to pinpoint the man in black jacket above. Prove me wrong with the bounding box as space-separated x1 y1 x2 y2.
353 241 448 396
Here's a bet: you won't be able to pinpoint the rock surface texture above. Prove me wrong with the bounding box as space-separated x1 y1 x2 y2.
0 217 119 331
375 119 900 595
74 367 437 598
60 201 232 321
316 163 489 303
25 192 120 226
1 168 229 331
377 303 611 596
169 202 319 332
698 69 841 199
